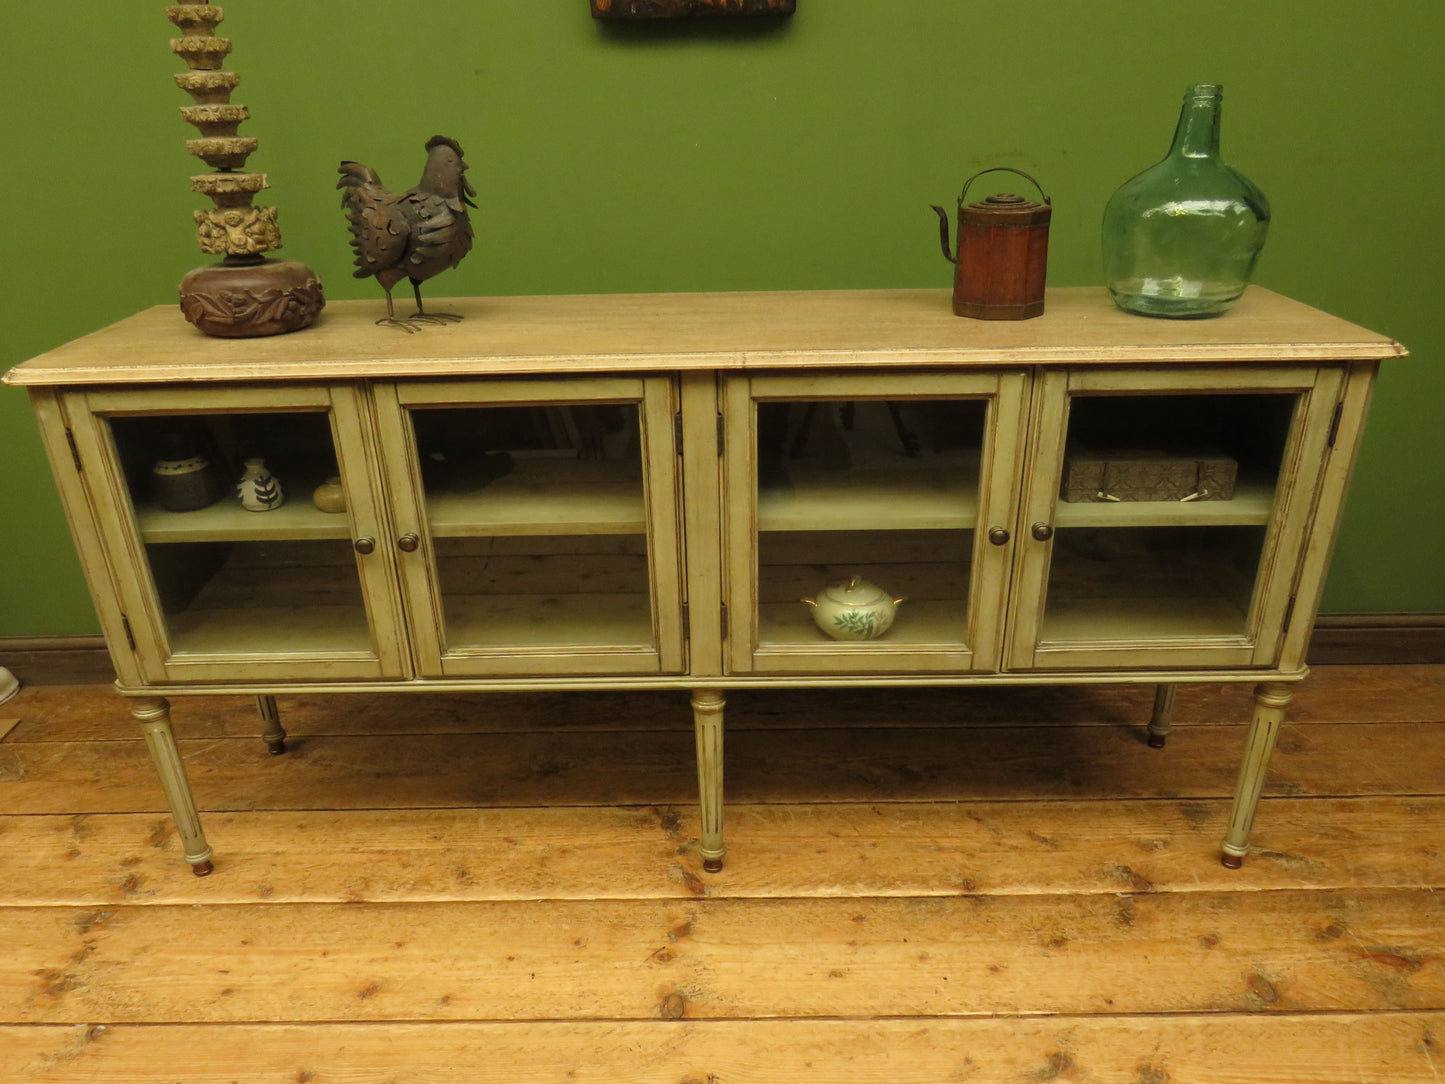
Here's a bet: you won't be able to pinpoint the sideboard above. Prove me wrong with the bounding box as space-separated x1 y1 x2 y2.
4 287 1404 876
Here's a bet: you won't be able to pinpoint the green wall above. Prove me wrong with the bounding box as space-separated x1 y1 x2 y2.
1 1 1441 636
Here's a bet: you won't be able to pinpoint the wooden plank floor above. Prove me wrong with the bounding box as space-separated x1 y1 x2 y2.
1 665 1443 1082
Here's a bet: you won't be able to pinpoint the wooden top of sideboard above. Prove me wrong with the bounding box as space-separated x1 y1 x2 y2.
5 286 1405 387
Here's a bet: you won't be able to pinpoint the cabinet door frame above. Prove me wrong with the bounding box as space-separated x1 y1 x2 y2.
66 383 409 684
723 368 1029 675
1006 364 1345 671
373 376 686 678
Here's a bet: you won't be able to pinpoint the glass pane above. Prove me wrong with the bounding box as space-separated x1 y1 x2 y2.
107 411 373 656
1043 525 1265 642
408 403 655 652
755 398 985 648
1044 392 1296 643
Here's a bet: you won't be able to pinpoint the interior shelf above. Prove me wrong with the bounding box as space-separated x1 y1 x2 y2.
758 598 968 647
1053 474 1278 528
167 603 374 656
441 591 656 650
426 459 646 537
758 467 978 533
135 494 353 543
161 544 374 655
1039 594 1252 643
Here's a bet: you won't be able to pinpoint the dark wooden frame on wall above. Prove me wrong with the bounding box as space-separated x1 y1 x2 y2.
592 0 794 17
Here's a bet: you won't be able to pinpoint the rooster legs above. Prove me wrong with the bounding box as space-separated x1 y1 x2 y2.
375 289 422 334
406 280 463 325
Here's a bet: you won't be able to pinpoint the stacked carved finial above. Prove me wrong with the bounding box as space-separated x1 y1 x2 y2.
166 3 322 337
167 4 279 258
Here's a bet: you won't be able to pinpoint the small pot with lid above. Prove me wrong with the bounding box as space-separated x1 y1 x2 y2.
802 576 904 641
932 167 1051 320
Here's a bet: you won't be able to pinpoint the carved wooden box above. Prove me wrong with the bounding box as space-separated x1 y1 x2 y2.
1062 450 1238 503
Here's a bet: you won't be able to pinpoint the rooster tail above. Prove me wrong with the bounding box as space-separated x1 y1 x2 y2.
337 160 385 192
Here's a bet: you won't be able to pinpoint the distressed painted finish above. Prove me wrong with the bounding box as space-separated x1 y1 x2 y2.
3 288 1401 388
3 287 1403 874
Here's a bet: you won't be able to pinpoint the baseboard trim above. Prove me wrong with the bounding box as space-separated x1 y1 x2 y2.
1306 612 1445 666
3 617 1443 686
0 636 114 686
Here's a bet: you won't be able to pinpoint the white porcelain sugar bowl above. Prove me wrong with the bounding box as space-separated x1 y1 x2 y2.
802 576 904 641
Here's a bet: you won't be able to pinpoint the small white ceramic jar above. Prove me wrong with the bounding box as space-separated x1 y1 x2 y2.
236 458 285 512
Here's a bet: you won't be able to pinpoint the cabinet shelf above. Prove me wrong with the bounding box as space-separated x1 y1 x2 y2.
167 603 374 656
425 459 646 537
1052 474 1277 528
758 468 979 533
443 592 655 650
1039 595 1251 643
758 598 968 647
135 497 353 544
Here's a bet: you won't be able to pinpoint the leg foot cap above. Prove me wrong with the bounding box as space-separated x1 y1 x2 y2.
191 860 215 877
266 740 287 756
1147 733 1167 749
703 857 724 874
1220 852 1244 870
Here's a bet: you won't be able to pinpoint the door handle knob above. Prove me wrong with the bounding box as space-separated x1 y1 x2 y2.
353 537 375 555
397 533 420 553
987 526 1010 546
1031 522 1054 542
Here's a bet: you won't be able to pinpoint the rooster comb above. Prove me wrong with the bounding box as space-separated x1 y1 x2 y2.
426 135 466 159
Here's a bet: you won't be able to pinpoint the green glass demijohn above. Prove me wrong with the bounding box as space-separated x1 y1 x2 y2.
1102 83 1270 317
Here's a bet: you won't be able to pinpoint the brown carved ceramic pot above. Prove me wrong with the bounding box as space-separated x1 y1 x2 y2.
179 257 325 338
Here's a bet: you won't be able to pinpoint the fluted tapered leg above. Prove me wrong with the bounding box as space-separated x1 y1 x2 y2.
1147 683 1177 748
131 696 214 876
691 688 726 873
256 694 287 755
1221 682 1293 869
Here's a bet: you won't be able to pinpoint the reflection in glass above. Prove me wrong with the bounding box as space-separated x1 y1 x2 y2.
107 411 369 657
755 398 985 648
407 403 656 652
147 538 371 654
1043 392 1296 645
1043 525 1266 642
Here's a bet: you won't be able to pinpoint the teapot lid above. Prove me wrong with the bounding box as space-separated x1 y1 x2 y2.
957 167 1052 224
820 575 889 605
964 190 1050 215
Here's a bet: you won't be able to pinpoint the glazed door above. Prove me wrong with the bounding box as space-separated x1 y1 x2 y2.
67 385 407 684
1007 365 1346 670
374 376 685 677
723 370 1028 674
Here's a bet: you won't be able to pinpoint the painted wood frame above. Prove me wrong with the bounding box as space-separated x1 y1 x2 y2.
4 288 1405 875
63 383 408 685
722 369 1028 674
1007 365 1346 672
372 376 687 677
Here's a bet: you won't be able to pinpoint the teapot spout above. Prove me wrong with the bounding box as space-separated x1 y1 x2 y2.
931 204 957 264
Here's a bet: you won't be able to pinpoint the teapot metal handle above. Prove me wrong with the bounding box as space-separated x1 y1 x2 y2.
957 166 1051 207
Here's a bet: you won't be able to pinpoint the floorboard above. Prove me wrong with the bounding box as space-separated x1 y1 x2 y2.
4 1014 1443 1084
1 664 1443 1080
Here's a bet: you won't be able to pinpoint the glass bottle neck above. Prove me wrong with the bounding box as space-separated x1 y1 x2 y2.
1168 85 1222 159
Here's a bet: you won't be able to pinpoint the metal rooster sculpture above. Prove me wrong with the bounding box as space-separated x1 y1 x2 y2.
338 135 477 332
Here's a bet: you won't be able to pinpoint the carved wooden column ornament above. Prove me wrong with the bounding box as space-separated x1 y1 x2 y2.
167 3 324 337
